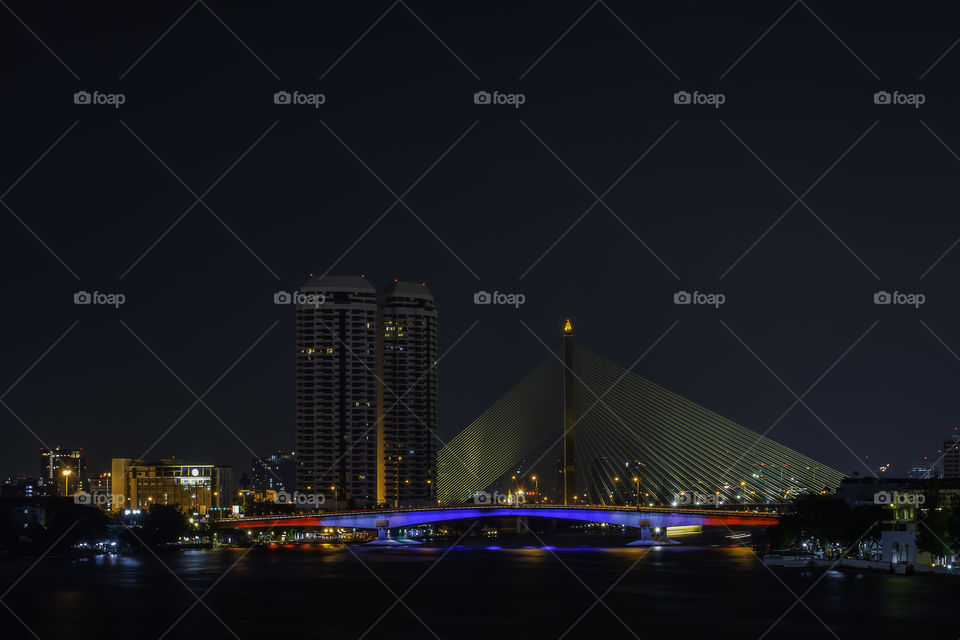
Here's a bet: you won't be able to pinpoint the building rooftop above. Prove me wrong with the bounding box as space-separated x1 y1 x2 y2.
300 274 375 293
381 280 433 300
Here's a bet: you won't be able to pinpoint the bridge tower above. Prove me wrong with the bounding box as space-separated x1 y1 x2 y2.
562 318 577 505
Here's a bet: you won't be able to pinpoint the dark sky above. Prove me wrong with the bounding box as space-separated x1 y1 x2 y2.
2 1 960 484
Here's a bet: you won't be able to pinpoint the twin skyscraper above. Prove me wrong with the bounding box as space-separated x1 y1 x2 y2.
294 275 438 508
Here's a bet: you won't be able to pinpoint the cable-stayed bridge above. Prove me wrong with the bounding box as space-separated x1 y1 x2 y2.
437 322 845 507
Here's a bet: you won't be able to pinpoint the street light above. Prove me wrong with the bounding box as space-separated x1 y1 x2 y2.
62 469 72 496
633 477 640 511
330 485 338 513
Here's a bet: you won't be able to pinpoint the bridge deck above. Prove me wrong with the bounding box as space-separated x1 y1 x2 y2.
218 505 780 529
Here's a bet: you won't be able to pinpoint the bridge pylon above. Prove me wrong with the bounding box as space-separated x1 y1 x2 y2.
562 318 576 505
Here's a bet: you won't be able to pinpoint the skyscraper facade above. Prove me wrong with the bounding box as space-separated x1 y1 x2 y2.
377 281 438 506
295 275 378 506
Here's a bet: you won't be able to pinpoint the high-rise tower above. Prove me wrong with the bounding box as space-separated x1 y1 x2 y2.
39 446 86 496
295 275 378 507
377 281 438 506
562 318 576 505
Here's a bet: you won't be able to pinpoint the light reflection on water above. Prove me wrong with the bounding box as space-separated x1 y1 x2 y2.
1 540 956 639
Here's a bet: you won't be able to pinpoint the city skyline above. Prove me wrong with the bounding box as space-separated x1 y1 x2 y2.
6 3 960 637
4 296 959 484
4 284 956 484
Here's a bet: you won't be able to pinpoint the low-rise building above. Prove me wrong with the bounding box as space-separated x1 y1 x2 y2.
837 476 960 566
110 458 232 516
2 477 42 498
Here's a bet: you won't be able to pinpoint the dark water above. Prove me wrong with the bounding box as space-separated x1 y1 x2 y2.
1 534 955 639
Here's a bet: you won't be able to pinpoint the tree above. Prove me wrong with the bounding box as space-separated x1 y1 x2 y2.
771 494 882 557
138 504 189 546
43 499 110 550
0 499 109 556
916 508 956 559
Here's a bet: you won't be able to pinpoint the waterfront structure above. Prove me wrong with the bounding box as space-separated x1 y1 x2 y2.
219 504 780 532
110 458 232 516
837 476 960 566
295 275 378 507
39 447 86 495
377 281 438 507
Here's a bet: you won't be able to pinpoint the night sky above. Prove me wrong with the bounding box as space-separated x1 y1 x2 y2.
2 1 960 484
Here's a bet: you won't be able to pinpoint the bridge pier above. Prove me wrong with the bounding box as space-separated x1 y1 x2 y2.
515 516 528 534
376 519 389 541
627 517 678 546
632 518 652 542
